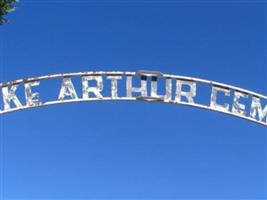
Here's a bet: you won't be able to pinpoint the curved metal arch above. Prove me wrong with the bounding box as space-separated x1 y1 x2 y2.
0 71 266 127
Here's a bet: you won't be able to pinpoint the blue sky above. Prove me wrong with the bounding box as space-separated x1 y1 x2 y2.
0 0 266 199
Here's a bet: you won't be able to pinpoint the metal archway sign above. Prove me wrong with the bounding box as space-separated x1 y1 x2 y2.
0 70 266 127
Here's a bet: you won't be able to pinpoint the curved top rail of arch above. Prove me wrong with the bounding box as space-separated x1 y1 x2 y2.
0 70 266 127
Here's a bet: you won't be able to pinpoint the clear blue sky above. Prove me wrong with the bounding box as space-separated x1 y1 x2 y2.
0 0 266 199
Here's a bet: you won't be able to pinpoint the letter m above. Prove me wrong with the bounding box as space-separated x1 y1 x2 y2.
250 97 267 123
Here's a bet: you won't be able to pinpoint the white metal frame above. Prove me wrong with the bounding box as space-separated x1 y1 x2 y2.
0 71 266 127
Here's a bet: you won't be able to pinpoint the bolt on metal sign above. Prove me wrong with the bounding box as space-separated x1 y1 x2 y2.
0 70 266 127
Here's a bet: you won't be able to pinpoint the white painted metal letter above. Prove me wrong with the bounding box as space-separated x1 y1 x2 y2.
210 86 230 112
2 85 22 110
250 96 267 123
126 75 147 97
107 76 122 99
82 76 103 99
24 81 40 106
232 91 248 117
175 80 196 103
58 78 78 100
